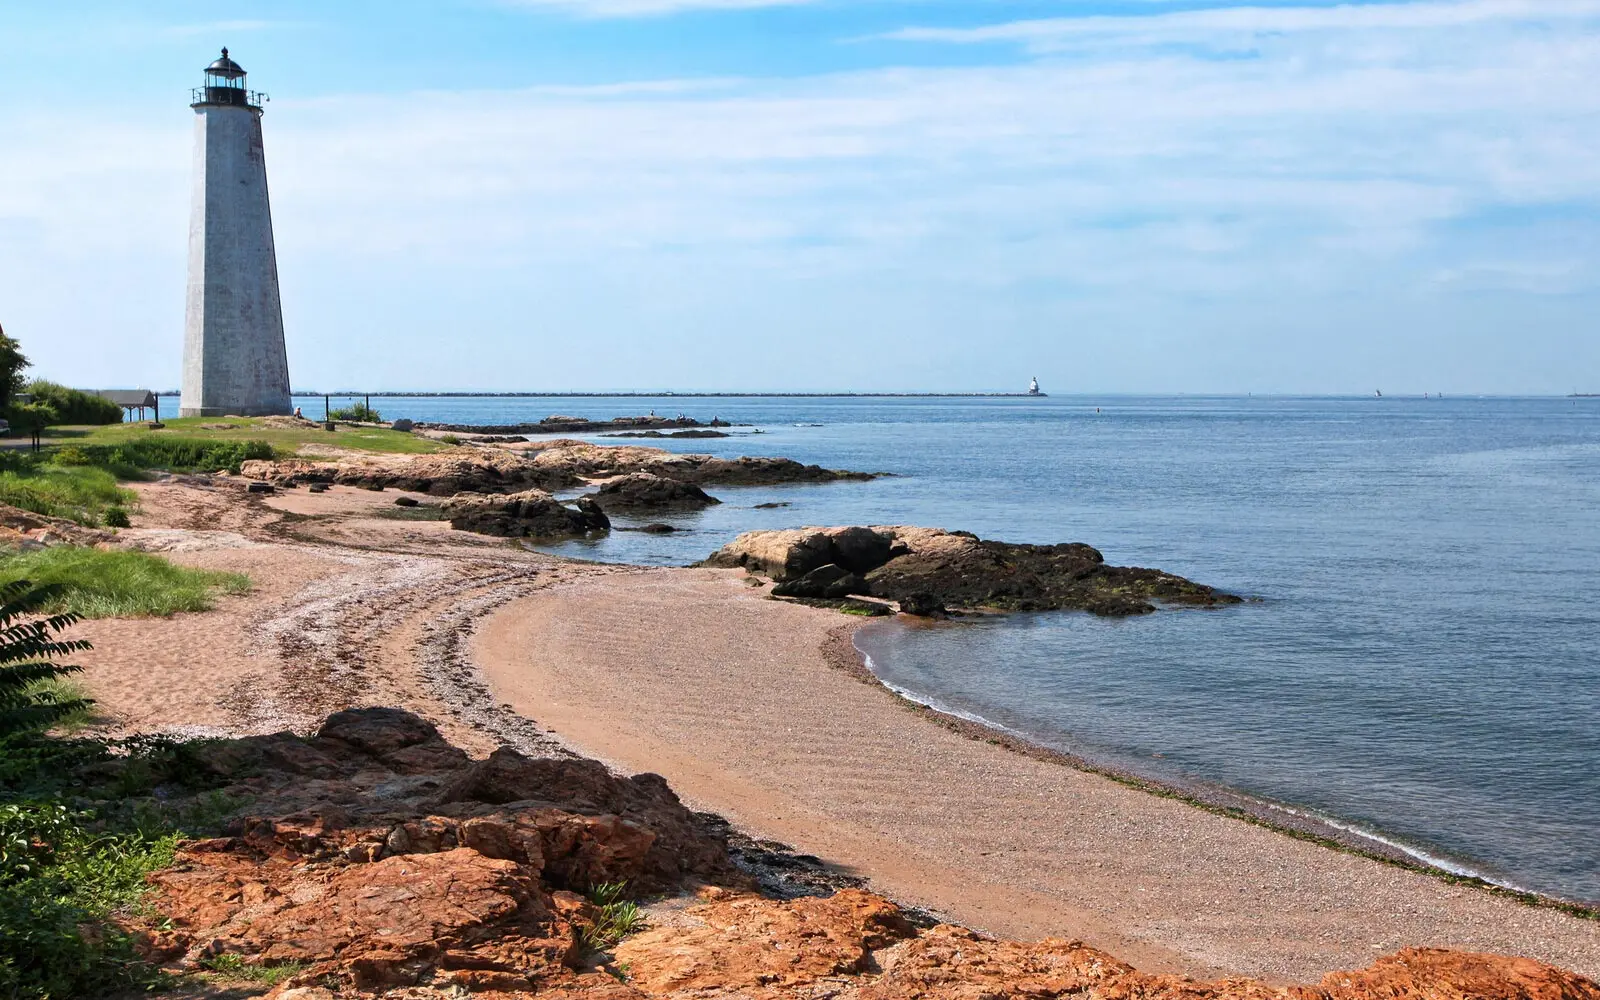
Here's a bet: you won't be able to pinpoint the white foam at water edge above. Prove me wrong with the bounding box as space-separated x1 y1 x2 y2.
858 651 1540 899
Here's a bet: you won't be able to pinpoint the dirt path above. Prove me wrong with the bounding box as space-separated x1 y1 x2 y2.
68 479 596 756
471 568 1600 984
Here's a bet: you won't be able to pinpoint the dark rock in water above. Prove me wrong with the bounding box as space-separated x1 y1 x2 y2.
390 418 415 432
640 523 678 534
415 414 729 435
394 495 419 507
705 526 1240 617
754 502 791 510
897 592 946 617
602 429 730 439
587 473 721 512
776 596 893 617
446 490 610 539
771 563 867 599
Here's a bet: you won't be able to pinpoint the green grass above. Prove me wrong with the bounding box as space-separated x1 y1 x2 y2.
0 462 134 526
199 953 309 986
581 881 646 953
22 678 96 733
65 415 445 457
0 547 251 619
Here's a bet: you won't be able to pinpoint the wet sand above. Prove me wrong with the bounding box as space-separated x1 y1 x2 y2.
472 567 1600 983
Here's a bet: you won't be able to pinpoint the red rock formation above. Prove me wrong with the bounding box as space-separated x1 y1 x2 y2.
121 710 1598 1000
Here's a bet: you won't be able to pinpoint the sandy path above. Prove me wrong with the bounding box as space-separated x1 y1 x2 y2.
66 480 591 756
474 568 1600 983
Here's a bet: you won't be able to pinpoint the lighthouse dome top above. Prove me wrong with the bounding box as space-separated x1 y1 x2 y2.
206 48 246 79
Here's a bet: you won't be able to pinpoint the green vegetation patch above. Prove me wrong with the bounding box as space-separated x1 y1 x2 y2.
23 380 123 425
581 881 646 953
70 415 445 457
0 459 134 527
199 953 309 986
0 547 251 619
58 436 279 476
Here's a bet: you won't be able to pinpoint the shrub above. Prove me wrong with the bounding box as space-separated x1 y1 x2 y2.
24 381 124 426
102 506 131 528
0 548 251 619
329 403 382 423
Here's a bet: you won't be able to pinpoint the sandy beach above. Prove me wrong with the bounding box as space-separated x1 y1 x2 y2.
472 566 1600 983
55 474 1599 986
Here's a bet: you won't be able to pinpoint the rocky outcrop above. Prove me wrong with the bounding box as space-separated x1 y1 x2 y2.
584 473 721 512
771 563 868 600
528 444 874 487
703 526 1240 616
118 709 1597 999
133 708 738 992
240 443 870 496
601 430 730 439
241 450 578 495
418 415 729 436
446 491 610 539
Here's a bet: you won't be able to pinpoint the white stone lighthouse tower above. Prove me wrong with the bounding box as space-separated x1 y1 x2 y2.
180 49 291 417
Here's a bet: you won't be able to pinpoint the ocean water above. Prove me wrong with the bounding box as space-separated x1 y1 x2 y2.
299 394 1600 903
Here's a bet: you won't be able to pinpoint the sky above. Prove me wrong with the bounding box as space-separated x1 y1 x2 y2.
1 0 1598 394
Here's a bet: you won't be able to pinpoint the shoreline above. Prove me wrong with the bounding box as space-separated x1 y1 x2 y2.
471 567 1600 981
829 620 1599 921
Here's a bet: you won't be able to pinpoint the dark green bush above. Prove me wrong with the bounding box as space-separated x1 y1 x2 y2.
329 402 382 423
23 381 123 426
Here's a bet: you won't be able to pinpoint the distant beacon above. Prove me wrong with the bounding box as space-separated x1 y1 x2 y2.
180 49 291 417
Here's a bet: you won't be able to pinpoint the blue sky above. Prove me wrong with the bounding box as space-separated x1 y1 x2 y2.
2 0 1599 393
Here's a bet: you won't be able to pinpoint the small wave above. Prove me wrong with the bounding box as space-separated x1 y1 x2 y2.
857 648 1536 897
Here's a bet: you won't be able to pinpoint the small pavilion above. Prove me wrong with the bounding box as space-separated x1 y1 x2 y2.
95 390 161 422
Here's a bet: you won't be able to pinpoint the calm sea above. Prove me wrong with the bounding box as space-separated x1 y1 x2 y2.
295 393 1600 904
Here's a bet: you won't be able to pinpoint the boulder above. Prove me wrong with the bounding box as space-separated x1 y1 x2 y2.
393 495 419 507
701 526 897 581
771 563 867 600
586 473 720 512
704 526 1240 617
446 490 610 539
389 418 415 432
897 592 946 617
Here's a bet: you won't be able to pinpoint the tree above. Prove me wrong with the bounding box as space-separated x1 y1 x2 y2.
0 581 92 738
0 324 28 412
8 403 58 453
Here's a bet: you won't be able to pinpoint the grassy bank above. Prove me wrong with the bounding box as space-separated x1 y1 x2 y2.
0 548 250 618
66 415 444 456
0 461 133 527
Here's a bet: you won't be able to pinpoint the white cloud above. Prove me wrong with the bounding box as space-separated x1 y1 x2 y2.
884 0 1600 49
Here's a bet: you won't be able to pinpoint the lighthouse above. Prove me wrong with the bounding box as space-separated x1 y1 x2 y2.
180 49 292 417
